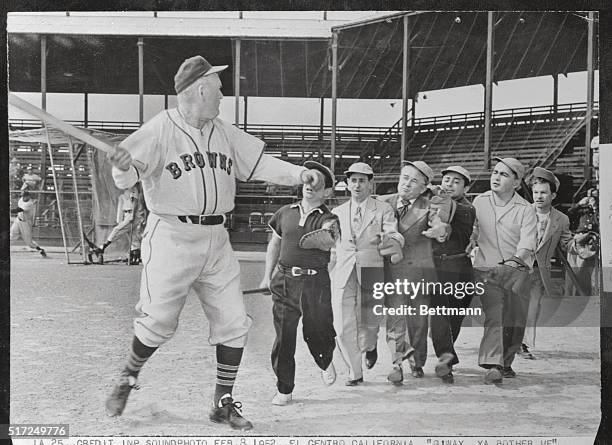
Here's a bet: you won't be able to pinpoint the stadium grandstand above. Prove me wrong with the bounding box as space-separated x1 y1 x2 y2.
7 11 599 255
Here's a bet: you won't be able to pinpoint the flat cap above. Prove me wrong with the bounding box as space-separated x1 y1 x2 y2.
441 165 471 184
304 160 335 189
345 162 374 177
493 157 525 181
532 166 560 192
174 56 228 94
402 160 433 184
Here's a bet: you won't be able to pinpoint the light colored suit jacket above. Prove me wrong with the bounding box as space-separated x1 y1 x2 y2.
331 196 402 289
533 205 572 296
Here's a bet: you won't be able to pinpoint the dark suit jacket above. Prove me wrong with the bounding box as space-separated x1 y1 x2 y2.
378 192 436 283
433 195 476 278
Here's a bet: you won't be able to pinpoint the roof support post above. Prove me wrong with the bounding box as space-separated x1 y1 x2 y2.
401 14 410 164
243 95 248 131
585 11 595 181
553 74 559 121
84 92 88 128
484 11 495 171
41 35 47 111
331 30 338 175
138 38 144 125
234 38 241 127
319 98 325 140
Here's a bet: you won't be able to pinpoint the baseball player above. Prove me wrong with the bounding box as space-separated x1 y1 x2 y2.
258 161 339 406
467 157 537 384
429 165 476 384
10 190 47 257
520 167 572 359
104 55 323 430
95 186 145 264
21 166 42 191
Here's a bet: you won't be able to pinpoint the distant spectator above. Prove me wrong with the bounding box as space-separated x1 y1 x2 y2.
10 156 23 190
21 166 42 191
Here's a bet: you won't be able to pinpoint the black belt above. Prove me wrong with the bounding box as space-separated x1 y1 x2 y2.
278 265 323 277
434 252 468 261
177 215 225 225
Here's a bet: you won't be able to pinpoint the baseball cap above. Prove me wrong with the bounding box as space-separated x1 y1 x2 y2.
441 165 471 184
345 162 374 178
532 166 560 193
402 160 433 184
493 157 525 181
174 56 229 94
304 160 335 189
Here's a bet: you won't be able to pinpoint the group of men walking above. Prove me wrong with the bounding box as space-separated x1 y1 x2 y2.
261 154 579 406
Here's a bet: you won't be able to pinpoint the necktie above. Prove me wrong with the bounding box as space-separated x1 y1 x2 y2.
353 206 363 231
399 200 411 219
538 218 548 244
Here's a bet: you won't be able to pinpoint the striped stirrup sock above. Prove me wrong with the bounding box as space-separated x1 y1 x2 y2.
214 345 244 406
122 336 157 378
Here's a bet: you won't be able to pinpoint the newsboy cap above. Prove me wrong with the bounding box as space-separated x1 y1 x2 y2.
174 56 228 94
441 165 472 184
493 157 525 181
532 166 560 193
345 162 374 178
402 160 433 184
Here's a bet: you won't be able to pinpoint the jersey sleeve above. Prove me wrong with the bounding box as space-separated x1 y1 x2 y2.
221 119 306 185
221 120 266 181
112 113 165 188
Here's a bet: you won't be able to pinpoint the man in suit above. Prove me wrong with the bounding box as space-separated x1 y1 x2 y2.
429 166 476 384
520 167 572 360
468 157 537 384
378 161 445 384
330 162 403 386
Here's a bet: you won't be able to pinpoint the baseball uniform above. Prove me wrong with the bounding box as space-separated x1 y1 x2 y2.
112 108 309 349
10 196 45 255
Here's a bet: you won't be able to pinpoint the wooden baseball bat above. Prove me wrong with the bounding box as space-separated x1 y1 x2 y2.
9 92 146 171
242 287 271 295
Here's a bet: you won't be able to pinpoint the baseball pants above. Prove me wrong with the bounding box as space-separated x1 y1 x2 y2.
134 213 252 348
10 219 40 249
270 269 336 394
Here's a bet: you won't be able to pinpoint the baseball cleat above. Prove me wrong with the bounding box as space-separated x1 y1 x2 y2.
209 396 253 431
271 391 292 406
345 377 364 386
434 352 455 378
105 374 140 417
410 366 424 378
484 367 503 384
387 365 403 385
320 362 336 386
39 249 47 257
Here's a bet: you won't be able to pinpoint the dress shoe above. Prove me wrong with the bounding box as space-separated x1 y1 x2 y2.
434 352 454 378
502 366 516 378
441 372 454 384
271 391 292 406
320 363 337 386
484 367 503 384
365 348 378 369
410 366 424 378
345 377 364 386
387 365 403 385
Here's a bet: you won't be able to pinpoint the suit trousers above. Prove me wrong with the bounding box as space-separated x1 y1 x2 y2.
429 263 474 366
524 270 545 349
384 289 414 365
332 267 380 380
270 270 336 394
476 270 530 368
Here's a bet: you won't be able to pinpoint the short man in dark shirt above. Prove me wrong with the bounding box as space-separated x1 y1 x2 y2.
259 161 339 406
429 166 476 384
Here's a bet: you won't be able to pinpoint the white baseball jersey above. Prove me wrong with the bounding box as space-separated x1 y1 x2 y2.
16 198 36 224
113 109 306 216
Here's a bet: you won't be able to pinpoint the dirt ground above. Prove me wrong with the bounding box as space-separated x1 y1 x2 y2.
10 251 601 438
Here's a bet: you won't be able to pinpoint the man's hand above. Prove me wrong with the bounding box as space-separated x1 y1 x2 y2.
258 276 271 292
301 169 324 189
108 145 133 171
465 239 477 255
493 257 529 293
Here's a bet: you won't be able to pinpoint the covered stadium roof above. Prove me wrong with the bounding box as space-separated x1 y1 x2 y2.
8 11 598 99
